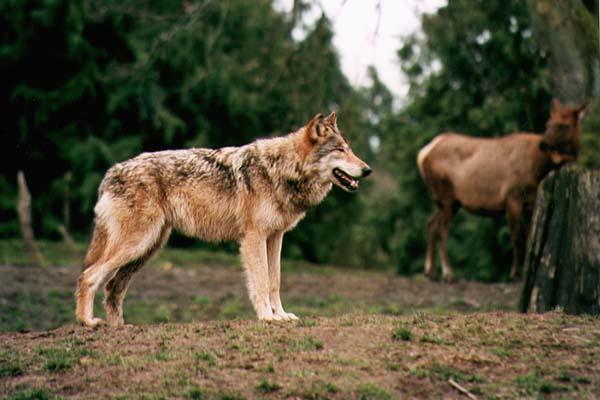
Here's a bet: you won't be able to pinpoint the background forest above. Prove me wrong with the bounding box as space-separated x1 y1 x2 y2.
2 0 599 281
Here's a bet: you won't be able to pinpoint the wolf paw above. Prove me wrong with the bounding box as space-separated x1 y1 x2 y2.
107 317 125 327
81 317 105 328
259 314 284 322
282 312 299 321
272 311 299 321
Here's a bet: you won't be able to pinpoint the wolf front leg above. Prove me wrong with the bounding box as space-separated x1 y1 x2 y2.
267 231 298 321
240 230 280 320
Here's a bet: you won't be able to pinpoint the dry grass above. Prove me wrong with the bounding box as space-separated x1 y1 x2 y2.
0 241 598 399
0 312 599 399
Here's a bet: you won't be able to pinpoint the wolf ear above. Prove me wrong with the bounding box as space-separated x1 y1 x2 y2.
306 113 325 142
323 111 337 126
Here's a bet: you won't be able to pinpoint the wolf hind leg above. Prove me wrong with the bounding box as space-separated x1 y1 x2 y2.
76 222 111 327
76 205 167 328
76 266 110 328
104 226 171 327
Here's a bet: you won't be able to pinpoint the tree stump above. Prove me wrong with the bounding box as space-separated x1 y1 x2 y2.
520 165 600 315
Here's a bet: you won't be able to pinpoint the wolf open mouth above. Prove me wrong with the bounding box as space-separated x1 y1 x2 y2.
333 168 359 191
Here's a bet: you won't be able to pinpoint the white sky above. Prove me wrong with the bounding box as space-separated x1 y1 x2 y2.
274 0 446 98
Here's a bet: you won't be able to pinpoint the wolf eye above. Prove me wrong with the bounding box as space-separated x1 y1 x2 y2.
336 148 346 153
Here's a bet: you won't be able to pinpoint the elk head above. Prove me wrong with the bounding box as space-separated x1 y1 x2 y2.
540 98 589 164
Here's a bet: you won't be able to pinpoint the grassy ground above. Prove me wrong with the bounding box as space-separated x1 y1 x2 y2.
1 240 599 399
0 240 517 332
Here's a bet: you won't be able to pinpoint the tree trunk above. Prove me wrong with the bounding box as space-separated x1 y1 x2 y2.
16 171 44 267
59 171 79 254
520 165 600 314
527 0 599 103
63 171 72 233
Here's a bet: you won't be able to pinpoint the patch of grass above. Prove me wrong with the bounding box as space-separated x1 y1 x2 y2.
391 326 412 341
448 298 477 311
103 355 124 366
384 361 399 371
35 346 91 372
576 376 592 384
302 380 339 399
514 373 565 395
139 394 167 400
557 370 572 382
409 311 432 329
0 290 74 333
409 368 430 379
217 299 250 320
158 246 240 269
296 318 317 328
194 351 217 367
291 336 323 351
419 335 447 345
508 338 523 346
357 383 393 400
185 386 204 400
257 379 281 393
426 364 485 383
153 349 175 362
0 351 23 377
491 347 511 357
192 296 211 305
219 395 245 400
0 240 84 267
376 303 402 315
127 302 172 324
288 295 351 316
4 388 62 400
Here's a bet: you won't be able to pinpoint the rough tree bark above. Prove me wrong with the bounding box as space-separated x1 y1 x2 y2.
520 165 600 314
528 0 599 102
16 171 44 267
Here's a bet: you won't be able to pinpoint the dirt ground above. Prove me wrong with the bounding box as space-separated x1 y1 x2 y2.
1 244 599 399
0 253 519 332
1 312 599 399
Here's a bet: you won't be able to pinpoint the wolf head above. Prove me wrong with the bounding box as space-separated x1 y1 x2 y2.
303 112 372 192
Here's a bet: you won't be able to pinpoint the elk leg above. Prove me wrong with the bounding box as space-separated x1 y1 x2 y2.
438 203 456 283
506 197 524 280
425 210 442 280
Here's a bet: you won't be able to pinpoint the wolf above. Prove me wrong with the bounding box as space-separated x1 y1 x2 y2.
75 112 372 327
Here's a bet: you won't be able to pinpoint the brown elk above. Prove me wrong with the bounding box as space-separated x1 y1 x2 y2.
417 99 589 282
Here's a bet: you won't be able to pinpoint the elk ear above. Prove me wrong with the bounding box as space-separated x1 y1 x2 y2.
306 113 325 142
323 111 337 126
575 101 590 121
551 98 562 113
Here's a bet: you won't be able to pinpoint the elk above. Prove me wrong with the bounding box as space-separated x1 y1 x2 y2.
417 99 589 282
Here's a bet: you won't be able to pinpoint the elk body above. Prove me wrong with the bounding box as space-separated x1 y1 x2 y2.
417 99 588 281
